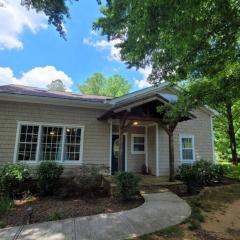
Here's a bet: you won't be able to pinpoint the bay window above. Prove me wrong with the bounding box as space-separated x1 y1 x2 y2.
15 122 84 164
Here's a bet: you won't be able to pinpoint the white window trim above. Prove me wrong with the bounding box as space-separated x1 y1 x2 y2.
14 121 84 165
179 134 195 163
131 134 145 154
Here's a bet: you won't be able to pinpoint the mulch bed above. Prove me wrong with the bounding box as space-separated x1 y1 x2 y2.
5 195 144 227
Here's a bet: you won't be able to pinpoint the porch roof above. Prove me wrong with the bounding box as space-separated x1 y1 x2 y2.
98 93 195 123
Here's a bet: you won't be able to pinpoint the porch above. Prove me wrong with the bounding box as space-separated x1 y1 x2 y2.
99 92 194 177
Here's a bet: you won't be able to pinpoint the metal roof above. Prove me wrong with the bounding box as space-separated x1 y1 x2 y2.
0 84 112 103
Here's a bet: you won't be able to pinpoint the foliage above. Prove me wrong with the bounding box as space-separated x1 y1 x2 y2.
0 196 13 216
95 1 240 83
48 211 63 221
78 72 132 97
214 101 240 161
0 163 30 196
226 164 240 180
73 166 103 194
157 226 183 238
20 0 98 38
178 160 227 193
114 172 140 200
37 161 63 195
0 220 7 229
47 79 66 92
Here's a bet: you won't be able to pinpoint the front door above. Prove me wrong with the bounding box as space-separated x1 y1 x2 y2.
112 134 125 174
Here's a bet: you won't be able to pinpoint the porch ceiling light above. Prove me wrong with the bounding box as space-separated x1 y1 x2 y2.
50 131 55 135
133 121 139 126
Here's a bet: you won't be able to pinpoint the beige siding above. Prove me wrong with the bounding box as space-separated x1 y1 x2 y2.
147 125 156 175
0 101 110 173
158 109 214 175
126 126 145 173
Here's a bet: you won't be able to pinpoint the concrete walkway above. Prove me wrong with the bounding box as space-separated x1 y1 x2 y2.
0 191 191 240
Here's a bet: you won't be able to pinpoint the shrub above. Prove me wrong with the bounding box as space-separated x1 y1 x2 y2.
0 163 30 196
178 160 227 193
0 196 13 215
48 211 63 221
115 172 140 200
37 161 63 195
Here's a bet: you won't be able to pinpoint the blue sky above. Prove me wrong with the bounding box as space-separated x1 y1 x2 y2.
0 0 151 93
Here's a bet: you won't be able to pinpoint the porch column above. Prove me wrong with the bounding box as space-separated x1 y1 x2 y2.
155 123 160 176
108 119 112 175
145 125 149 173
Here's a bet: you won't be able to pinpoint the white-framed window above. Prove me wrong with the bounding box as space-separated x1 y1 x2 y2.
131 134 145 154
179 134 195 163
14 122 84 164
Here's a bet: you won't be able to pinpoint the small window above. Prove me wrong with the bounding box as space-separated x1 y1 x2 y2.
131 134 145 154
180 134 195 163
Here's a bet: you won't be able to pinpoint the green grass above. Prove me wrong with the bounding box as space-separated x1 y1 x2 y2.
48 211 63 221
138 225 183 240
226 165 240 180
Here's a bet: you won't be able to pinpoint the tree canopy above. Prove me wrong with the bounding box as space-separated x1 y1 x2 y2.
47 79 66 92
95 0 240 84
78 73 132 97
20 0 101 38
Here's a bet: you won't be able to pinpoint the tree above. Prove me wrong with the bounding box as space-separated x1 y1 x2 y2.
157 94 197 181
95 0 240 164
214 101 240 161
20 0 101 38
47 79 66 92
78 73 132 97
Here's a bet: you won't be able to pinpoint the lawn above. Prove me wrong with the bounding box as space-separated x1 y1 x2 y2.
134 183 240 240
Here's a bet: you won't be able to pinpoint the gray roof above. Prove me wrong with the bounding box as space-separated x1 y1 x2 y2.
0 84 112 103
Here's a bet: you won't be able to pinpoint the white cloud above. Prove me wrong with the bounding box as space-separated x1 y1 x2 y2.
0 66 73 91
135 66 152 89
83 37 122 61
0 0 47 50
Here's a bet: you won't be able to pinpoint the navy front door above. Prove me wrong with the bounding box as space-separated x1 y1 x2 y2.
112 134 125 174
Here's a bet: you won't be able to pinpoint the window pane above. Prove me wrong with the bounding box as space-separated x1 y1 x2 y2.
182 149 193 160
64 128 81 161
182 138 192 148
39 127 63 161
134 144 145 152
17 125 39 161
134 136 144 144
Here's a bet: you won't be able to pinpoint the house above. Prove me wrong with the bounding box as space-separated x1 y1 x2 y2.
0 83 217 176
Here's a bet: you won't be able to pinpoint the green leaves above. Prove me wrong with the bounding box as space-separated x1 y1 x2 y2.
78 72 132 97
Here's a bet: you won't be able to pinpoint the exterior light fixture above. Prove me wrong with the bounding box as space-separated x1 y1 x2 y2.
133 121 139 126
27 206 33 224
50 131 55 135
66 128 70 132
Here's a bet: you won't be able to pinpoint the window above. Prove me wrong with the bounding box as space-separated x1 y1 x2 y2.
18 125 39 161
15 122 84 164
131 134 145 154
180 134 195 163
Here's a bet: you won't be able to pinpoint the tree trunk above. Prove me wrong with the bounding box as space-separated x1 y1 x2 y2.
168 132 175 181
226 101 238 165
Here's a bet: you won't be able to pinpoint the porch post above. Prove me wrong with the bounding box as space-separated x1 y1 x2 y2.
155 123 159 176
145 125 149 173
118 120 124 171
109 119 112 175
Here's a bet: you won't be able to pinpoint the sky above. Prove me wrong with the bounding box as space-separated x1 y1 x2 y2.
0 0 151 93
